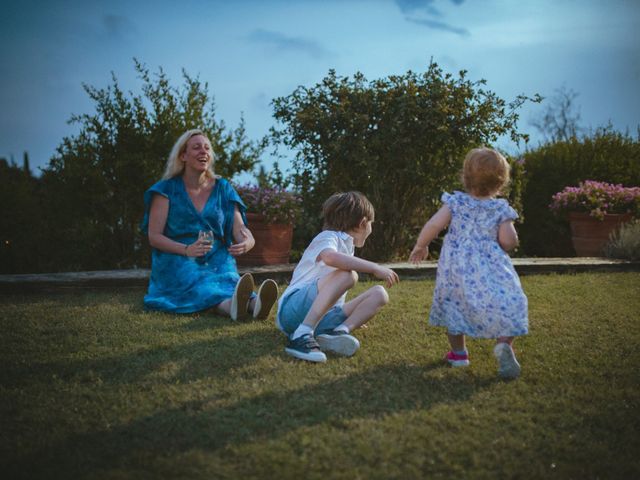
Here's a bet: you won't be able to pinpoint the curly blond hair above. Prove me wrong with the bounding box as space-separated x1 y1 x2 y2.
462 147 510 197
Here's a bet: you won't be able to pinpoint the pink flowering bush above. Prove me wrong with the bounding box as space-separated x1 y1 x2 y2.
550 180 640 220
235 184 302 224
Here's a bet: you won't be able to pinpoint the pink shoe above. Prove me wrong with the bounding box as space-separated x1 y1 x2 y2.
444 350 470 367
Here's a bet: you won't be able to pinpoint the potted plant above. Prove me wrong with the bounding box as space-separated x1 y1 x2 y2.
550 180 640 256
234 184 302 265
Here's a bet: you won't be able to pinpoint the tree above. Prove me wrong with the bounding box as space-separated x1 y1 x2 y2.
39 60 263 271
0 158 42 273
23 151 30 174
271 62 540 260
530 86 583 143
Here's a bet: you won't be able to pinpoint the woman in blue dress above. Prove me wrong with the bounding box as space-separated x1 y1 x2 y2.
409 147 528 379
141 129 278 320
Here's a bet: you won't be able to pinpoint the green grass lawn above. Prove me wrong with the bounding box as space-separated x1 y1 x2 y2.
1 272 639 479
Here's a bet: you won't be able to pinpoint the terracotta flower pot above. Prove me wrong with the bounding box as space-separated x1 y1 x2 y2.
568 212 633 256
236 213 293 266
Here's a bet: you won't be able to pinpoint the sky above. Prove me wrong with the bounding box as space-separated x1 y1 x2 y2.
1 0 639 180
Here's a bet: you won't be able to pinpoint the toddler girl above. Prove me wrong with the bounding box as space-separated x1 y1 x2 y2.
409 147 528 379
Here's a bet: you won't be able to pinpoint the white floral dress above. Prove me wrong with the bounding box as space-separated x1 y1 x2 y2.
429 192 528 338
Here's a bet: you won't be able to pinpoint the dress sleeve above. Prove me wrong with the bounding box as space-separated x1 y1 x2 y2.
441 192 455 213
140 180 172 235
221 179 248 246
498 200 519 224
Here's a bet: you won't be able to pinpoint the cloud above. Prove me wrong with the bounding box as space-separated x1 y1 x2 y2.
407 17 470 36
396 0 442 16
102 14 136 39
250 92 270 111
247 29 330 59
395 0 469 37
396 0 465 14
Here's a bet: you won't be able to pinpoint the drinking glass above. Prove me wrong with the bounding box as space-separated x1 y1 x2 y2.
198 230 214 265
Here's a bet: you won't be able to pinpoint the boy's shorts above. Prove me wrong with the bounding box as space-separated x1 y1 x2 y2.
276 280 347 336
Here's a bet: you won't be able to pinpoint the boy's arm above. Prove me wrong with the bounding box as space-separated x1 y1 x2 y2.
318 250 399 288
409 205 451 263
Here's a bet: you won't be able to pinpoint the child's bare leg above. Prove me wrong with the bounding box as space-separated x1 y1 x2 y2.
215 299 231 316
445 332 469 366
340 285 389 331
497 336 514 346
300 269 357 329
447 333 466 352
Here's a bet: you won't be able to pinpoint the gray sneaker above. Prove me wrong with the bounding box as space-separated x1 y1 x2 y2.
316 330 360 357
494 342 521 379
285 334 327 363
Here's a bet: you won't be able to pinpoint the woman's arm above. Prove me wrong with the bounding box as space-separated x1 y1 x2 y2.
228 205 255 256
498 221 519 251
147 195 208 257
409 205 451 263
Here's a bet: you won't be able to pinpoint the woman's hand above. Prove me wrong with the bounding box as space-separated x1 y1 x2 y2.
230 205 255 256
186 239 213 257
228 226 255 256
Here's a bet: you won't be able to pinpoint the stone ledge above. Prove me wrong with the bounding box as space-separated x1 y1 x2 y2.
0 258 638 293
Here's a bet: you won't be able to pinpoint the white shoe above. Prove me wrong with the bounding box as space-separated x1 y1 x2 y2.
253 279 278 319
316 331 360 357
494 343 521 379
230 273 254 321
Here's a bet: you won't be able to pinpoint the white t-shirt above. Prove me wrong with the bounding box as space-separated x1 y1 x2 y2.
277 230 355 311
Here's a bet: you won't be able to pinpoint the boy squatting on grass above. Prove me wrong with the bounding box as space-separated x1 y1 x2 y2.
276 191 400 363
409 147 529 379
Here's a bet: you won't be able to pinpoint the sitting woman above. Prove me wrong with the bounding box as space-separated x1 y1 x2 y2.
141 129 278 320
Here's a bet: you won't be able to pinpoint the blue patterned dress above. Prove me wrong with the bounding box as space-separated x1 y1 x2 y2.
140 176 247 313
429 191 528 338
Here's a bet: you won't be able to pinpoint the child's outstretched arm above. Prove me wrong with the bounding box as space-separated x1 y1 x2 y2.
498 221 519 251
319 250 400 288
409 205 451 263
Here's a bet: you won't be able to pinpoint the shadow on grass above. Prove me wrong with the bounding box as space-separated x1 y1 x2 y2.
173 310 272 333
10 362 497 478
2 328 281 388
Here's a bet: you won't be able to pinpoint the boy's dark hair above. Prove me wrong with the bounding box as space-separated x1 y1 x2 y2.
322 191 375 232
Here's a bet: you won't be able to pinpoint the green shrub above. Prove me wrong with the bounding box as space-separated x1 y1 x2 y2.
271 63 538 260
519 129 640 256
35 60 262 273
605 219 640 260
0 159 43 273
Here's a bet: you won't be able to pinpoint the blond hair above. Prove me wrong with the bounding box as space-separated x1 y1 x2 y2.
462 147 510 197
322 191 375 232
162 129 216 180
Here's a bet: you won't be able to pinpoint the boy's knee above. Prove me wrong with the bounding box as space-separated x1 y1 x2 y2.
372 285 389 306
336 269 358 288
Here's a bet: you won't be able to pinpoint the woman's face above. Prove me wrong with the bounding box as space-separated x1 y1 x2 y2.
181 134 212 172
